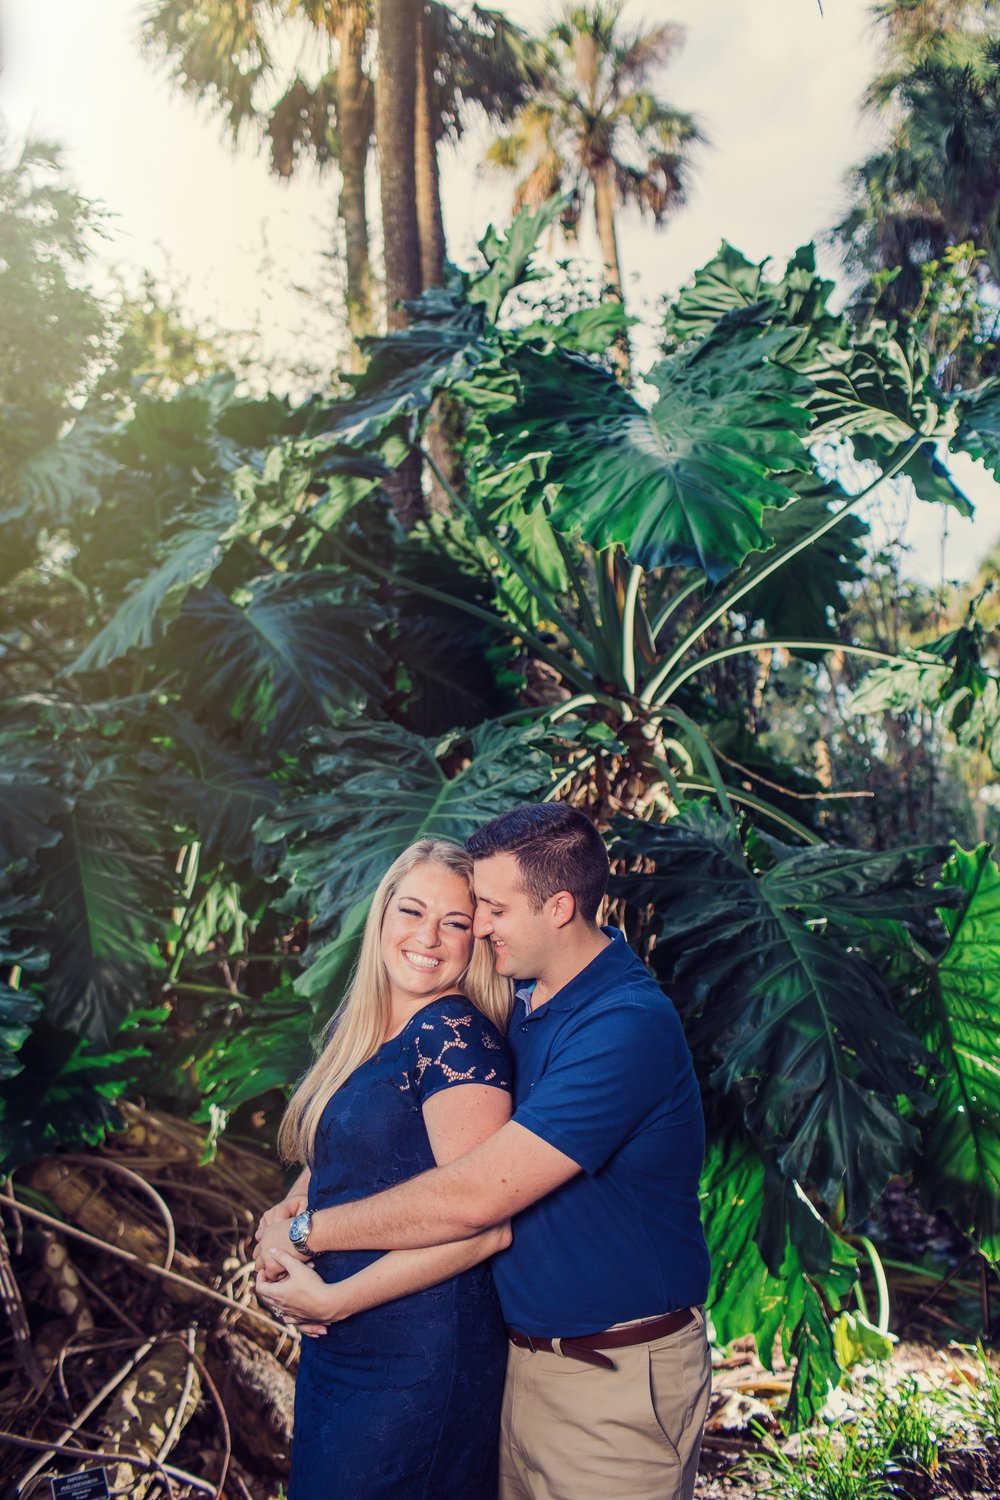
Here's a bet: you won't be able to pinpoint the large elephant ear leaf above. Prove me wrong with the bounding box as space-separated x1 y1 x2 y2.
0 735 70 866
952 376 1000 478
466 456 572 630
323 290 493 449
70 492 242 673
702 1132 856 1425
663 242 841 366
139 711 279 868
261 721 555 1014
799 323 943 448
902 845 1000 1263
662 242 771 348
466 197 568 323
613 804 934 1223
171 570 391 755
35 754 176 1049
491 330 811 582
15 402 122 524
742 476 869 640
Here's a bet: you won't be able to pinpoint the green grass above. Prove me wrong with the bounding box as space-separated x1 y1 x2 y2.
748 1421 893 1500
948 1341 1000 1444
746 1352 1000 1500
861 1374 946 1473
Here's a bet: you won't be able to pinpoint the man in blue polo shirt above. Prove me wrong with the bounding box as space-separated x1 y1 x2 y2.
256 802 711 1499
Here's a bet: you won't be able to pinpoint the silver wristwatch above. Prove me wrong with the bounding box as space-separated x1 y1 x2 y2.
288 1208 314 1253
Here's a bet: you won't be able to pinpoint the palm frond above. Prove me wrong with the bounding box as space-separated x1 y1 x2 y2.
141 0 278 136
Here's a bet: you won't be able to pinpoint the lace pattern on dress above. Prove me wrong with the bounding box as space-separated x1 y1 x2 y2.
394 1002 511 1101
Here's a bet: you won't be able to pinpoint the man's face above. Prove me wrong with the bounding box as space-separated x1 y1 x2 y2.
472 851 553 981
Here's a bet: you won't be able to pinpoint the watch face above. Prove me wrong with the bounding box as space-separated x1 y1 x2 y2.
289 1210 312 1248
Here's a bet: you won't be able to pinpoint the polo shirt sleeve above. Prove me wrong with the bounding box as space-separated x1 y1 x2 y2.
512 1001 674 1174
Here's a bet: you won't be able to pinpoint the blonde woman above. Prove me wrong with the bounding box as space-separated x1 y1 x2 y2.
255 839 513 1500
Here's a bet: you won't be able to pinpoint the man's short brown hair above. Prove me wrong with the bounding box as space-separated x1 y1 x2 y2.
465 803 609 922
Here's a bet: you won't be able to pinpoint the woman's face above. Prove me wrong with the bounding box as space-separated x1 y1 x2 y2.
380 862 476 1009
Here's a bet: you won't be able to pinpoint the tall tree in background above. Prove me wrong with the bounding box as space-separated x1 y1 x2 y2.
377 0 422 325
412 5 548 289
143 1 538 345
143 0 377 348
416 2 446 289
486 1 703 375
838 1 1000 381
0 132 106 484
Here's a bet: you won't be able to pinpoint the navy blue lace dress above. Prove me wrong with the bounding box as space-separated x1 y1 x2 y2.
289 996 512 1500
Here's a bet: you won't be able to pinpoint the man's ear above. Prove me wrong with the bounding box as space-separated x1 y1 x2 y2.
549 890 576 929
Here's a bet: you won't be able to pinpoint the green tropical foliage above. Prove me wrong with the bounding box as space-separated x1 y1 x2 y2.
0 130 107 491
4 187 1000 1428
900 844 1000 1261
699 1133 858 1428
613 806 947 1224
848 601 1000 769
838 2 1000 384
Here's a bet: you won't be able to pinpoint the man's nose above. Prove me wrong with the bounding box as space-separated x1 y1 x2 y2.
473 907 492 939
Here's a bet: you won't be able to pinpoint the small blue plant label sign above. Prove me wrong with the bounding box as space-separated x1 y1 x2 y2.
50 1469 111 1500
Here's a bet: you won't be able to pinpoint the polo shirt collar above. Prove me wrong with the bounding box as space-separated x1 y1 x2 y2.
517 926 632 1014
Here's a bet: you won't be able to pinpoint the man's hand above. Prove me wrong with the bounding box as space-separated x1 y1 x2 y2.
256 1192 309 1237
254 1216 312 1275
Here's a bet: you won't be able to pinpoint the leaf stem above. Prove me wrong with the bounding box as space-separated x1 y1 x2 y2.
646 703 736 822
542 503 614 674
620 561 643 694
638 433 929 707
547 753 597 801
656 639 901 701
494 692 599 726
857 1233 891 1334
648 572 706 639
648 754 686 808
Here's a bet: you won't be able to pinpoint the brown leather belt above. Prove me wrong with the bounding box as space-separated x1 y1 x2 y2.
506 1307 695 1371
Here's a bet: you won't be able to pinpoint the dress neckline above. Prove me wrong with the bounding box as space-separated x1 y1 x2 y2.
380 992 468 1047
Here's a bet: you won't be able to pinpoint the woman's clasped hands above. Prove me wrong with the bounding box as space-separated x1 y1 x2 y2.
254 1193 335 1339
256 1249 347 1337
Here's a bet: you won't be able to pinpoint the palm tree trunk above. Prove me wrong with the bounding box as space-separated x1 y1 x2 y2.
413 3 452 508
338 3 374 360
414 2 446 289
593 163 631 379
376 0 421 330
375 0 424 523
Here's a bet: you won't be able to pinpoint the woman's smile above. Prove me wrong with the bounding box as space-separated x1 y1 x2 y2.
402 949 443 970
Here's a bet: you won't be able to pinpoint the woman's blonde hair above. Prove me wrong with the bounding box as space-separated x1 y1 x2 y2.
278 838 511 1165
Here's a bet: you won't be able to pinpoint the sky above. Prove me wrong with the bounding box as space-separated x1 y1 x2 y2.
2 0 998 585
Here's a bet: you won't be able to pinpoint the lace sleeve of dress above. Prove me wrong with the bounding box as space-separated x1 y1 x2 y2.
407 1000 513 1105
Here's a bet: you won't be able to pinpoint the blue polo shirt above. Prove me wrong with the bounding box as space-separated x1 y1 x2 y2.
491 927 710 1338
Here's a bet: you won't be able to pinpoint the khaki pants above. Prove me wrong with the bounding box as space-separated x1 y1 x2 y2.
498 1307 710 1500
